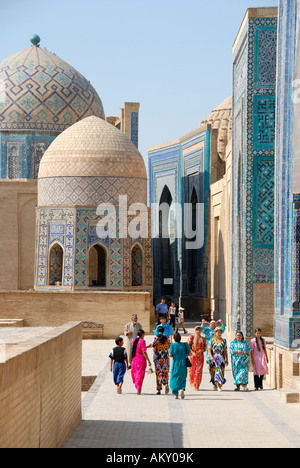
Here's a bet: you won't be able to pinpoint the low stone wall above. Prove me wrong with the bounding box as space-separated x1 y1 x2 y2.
0 290 152 338
0 322 82 448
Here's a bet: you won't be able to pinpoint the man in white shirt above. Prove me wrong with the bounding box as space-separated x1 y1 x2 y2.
124 314 142 366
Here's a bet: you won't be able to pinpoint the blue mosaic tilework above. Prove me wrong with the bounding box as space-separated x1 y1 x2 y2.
252 158 275 248
131 112 138 147
148 129 209 303
0 46 104 132
232 15 277 337
0 132 56 179
38 176 147 206
274 0 300 350
253 96 276 150
36 208 75 288
49 223 65 246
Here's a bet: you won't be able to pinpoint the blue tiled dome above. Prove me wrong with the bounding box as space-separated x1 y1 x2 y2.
0 44 105 132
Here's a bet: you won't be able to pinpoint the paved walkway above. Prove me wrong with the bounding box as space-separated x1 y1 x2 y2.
64 322 300 449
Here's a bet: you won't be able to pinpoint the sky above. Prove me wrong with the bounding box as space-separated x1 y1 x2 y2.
0 0 278 166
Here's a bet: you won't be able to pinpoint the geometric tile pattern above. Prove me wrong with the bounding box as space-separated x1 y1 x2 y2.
0 46 104 132
0 133 56 179
36 206 153 292
232 15 277 337
274 0 300 350
38 176 147 207
36 208 75 288
131 112 138 148
253 96 276 149
253 158 275 247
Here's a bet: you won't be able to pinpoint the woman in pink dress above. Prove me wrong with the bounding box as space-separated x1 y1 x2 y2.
131 329 151 395
250 328 269 390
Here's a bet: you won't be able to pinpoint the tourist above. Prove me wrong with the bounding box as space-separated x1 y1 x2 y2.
208 326 228 391
169 332 192 399
156 297 168 323
131 329 152 395
229 331 251 391
109 337 129 394
176 307 188 334
202 319 225 366
152 326 171 395
168 301 177 330
154 315 174 342
250 328 269 390
124 314 142 366
188 326 207 390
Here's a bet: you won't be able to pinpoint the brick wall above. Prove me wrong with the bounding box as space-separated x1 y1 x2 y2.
0 322 82 448
0 290 152 338
0 180 37 291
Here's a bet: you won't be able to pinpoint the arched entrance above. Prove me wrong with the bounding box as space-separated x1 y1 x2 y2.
132 244 143 286
49 243 64 286
159 185 174 296
89 244 106 287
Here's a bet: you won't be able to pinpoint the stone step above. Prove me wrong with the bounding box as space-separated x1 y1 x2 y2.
280 388 300 404
293 376 300 392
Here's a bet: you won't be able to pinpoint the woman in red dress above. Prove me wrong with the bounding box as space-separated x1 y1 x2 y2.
188 326 206 390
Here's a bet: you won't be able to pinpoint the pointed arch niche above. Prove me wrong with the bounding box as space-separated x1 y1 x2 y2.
88 244 107 287
189 187 198 293
131 243 144 287
159 185 174 295
48 243 64 286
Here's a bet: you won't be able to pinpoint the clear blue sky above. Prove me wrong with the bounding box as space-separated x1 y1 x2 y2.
0 0 278 165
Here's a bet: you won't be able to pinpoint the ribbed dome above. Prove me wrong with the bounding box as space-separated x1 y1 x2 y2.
0 45 105 131
38 116 147 179
37 116 147 207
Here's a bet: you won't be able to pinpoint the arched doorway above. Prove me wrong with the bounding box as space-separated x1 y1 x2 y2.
49 243 64 286
159 185 174 296
89 244 106 287
189 187 198 293
132 244 143 286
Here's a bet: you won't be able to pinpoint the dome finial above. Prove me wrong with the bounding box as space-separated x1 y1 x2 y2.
30 34 41 47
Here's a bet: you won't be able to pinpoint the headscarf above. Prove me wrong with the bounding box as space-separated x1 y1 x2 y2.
234 330 245 343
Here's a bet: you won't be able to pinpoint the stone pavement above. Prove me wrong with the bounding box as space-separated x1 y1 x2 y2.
64 321 300 449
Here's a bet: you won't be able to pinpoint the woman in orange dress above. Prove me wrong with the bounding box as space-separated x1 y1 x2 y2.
188 326 207 390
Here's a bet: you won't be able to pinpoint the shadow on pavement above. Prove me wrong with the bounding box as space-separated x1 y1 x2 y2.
64 420 184 449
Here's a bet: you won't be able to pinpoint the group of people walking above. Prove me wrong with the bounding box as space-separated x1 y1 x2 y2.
109 310 269 398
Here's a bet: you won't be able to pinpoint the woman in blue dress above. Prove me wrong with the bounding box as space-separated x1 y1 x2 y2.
229 331 251 391
169 333 192 399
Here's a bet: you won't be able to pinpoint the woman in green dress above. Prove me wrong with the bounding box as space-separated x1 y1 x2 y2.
169 333 192 399
229 331 251 391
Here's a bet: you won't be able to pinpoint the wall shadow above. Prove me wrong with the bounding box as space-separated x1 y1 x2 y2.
64 420 184 449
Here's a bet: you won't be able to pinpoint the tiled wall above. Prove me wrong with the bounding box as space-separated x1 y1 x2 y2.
232 13 277 337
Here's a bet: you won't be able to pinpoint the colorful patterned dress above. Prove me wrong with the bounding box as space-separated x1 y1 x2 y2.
202 325 225 364
152 337 170 392
229 339 251 387
188 335 206 389
208 338 227 387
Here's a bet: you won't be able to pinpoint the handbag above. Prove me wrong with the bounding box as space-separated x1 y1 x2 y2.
184 342 192 367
